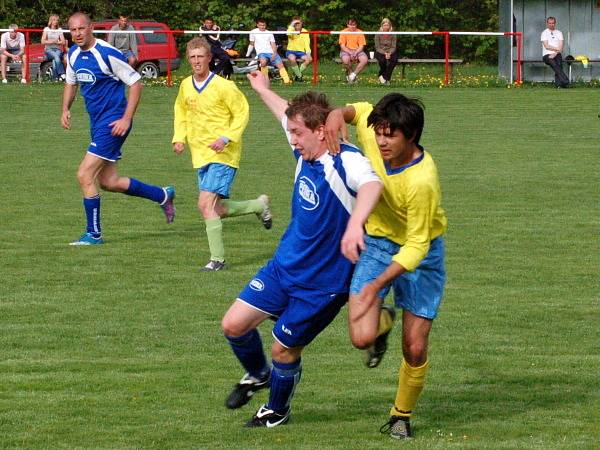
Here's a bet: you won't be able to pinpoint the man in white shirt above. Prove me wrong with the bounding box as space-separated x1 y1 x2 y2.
1 24 27 84
541 16 569 88
247 18 291 84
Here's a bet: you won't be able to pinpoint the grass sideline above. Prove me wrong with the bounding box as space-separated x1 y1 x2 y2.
1 82 599 449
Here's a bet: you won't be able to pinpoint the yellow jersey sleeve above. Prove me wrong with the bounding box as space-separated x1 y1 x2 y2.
172 82 187 143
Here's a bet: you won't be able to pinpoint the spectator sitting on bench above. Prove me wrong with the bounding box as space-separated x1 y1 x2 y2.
201 17 233 79
339 18 368 83
248 18 291 84
374 18 398 85
286 16 312 82
42 14 67 81
541 16 569 88
1 24 27 84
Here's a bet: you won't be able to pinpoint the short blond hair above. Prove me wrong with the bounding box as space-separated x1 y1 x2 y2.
186 37 211 58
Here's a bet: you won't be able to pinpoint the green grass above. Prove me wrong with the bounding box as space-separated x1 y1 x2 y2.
1 82 599 449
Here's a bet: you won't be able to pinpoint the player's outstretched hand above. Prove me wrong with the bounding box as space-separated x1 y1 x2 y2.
173 142 185 155
109 117 131 136
61 110 71 130
208 138 226 152
324 109 348 155
341 222 365 263
247 70 270 92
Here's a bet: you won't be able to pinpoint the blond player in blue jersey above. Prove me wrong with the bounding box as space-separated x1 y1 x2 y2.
326 94 447 440
172 37 272 271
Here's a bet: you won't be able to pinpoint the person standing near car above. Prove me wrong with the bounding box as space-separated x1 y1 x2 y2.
62 12 175 245
1 24 27 84
41 14 66 81
108 14 138 68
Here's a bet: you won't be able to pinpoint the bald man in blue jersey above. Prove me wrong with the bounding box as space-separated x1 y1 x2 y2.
61 12 175 245
220 71 383 428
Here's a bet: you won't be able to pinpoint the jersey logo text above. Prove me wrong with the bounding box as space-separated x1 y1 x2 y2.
76 68 96 85
298 176 319 210
249 278 265 291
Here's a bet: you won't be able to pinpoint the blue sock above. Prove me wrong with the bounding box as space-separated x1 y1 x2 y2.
225 330 269 379
83 195 101 236
268 358 302 414
125 178 165 204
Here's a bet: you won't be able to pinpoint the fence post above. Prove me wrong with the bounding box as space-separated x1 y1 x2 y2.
444 32 450 85
516 32 522 84
311 32 318 86
25 30 30 83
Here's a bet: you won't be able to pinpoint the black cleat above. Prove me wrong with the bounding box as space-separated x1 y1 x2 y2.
225 372 270 409
364 304 396 368
256 195 273 230
245 404 290 428
201 260 227 272
380 416 412 439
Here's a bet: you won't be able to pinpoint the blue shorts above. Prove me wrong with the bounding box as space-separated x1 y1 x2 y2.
238 260 349 348
197 163 237 198
285 50 307 59
88 123 131 162
257 52 283 66
121 49 136 60
350 235 446 319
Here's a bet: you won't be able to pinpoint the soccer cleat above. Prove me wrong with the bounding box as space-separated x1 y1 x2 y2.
1 79 7 84
256 194 272 230
294 74 303 82
70 232 104 246
379 75 386 84
380 416 412 439
20 78 27 84
201 260 227 272
348 72 357 83
225 372 270 409
160 186 176 224
364 304 396 368
245 404 290 428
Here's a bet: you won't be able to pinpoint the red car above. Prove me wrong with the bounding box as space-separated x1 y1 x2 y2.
23 20 180 80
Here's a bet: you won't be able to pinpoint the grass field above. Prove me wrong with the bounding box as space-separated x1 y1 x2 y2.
1 79 599 449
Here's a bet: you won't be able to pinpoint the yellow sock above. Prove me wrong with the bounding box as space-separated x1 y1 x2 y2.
377 306 394 337
279 67 291 83
260 66 269 76
390 359 429 418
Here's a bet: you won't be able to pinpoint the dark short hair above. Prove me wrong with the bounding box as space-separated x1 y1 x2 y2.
367 93 425 145
347 18 358 26
256 18 266 24
547 16 556 22
285 91 332 131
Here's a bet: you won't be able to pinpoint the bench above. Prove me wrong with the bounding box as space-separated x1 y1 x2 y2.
334 57 463 79
7 61 41 81
516 59 600 82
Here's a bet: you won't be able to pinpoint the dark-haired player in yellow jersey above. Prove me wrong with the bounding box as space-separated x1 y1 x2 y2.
326 94 447 439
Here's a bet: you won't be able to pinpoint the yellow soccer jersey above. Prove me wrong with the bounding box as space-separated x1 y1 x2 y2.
286 26 311 54
172 73 249 169
351 102 448 271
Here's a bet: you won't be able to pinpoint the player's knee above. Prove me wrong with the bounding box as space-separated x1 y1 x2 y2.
221 314 247 338
271 342 300 363
76 169 94 188
403 342 427 365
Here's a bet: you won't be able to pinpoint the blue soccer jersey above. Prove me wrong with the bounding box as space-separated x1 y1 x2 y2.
273 117 380 292
66 39 141 130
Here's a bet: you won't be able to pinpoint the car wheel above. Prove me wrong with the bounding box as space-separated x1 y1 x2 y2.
137 62 159 79
40 61 54 81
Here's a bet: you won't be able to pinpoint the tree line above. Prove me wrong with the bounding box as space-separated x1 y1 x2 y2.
1 0 499 62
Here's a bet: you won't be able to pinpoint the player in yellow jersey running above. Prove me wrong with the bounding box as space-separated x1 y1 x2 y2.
172 38 272 271
326 94 448 439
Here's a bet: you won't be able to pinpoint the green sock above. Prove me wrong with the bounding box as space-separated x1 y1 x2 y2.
299 63 308 73
221 199 262 217
205 217 225 262
291 65 302 77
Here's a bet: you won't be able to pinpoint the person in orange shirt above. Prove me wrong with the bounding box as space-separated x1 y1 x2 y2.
339 18 368 83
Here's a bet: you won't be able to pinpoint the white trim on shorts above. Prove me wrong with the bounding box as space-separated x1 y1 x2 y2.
86 150 117 162
235 298 280 319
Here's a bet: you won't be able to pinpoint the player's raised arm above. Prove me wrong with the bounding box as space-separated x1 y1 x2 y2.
247 71 288 121
324 106 354 155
